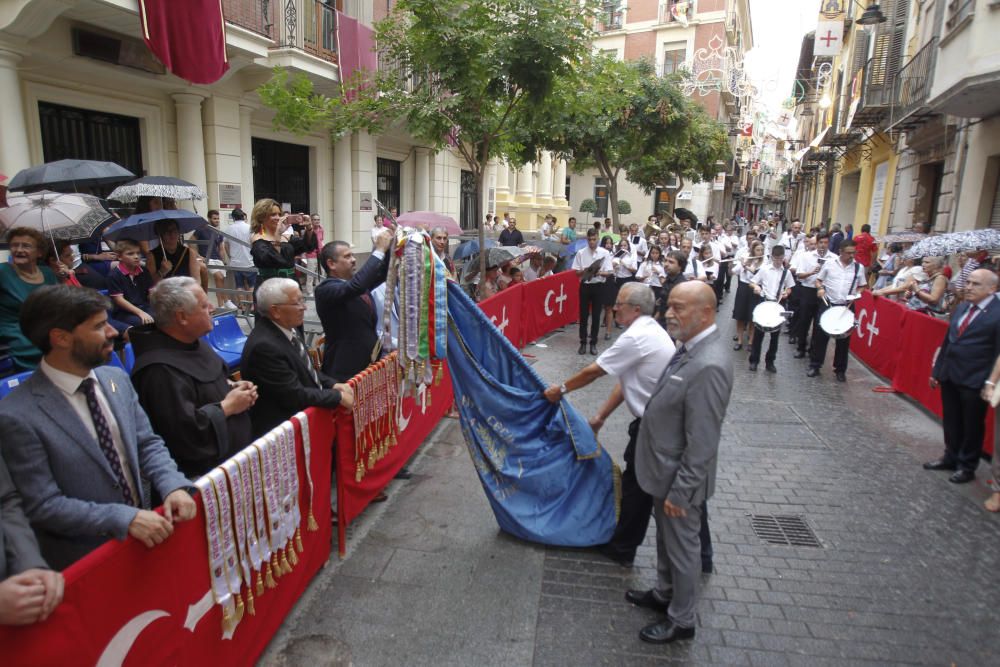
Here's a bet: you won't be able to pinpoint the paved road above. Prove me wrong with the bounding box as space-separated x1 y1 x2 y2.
262 290 1000 666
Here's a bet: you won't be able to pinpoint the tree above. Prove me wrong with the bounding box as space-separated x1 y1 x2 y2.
258 0 598 279
616 200 631 215
541 55 691 231
626 101 731 202
579 198 597 226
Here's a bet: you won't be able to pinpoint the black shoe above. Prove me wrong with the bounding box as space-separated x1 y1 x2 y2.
765 363 777 373
949 469 976 484
793 351 807 359
625 589 670 613
733 343 743 351
749 363 758 372
702 560 714 574
835 372 846 382
788 336 797 345
923 458 958 471
394 467 413 480
639 620 696 644
578 343 586 355
806 368 820 378
597 545 634 567
604 332 611 340
590 343 598 355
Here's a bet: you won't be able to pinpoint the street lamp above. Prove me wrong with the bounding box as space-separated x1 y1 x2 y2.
855 1 887 27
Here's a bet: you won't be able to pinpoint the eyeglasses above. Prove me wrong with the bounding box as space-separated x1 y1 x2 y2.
8 242 36 250
276 300 307 309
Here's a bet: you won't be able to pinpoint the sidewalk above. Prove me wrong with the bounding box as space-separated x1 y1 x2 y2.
262 293 1000 666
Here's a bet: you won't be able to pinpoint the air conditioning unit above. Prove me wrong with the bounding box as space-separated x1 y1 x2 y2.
72 27 166 75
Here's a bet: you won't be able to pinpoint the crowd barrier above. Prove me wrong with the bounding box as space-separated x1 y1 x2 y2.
2 270 582 665
849 291 995 456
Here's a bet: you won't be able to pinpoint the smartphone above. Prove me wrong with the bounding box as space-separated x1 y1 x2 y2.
286 213 304 225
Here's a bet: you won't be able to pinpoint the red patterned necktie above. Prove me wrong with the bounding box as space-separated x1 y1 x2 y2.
78 378 136 506
958 305 978 337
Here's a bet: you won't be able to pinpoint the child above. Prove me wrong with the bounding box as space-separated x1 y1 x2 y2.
106 238 154 328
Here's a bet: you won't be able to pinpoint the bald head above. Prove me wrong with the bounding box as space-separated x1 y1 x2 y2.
966 268 999 304
665 281 717 342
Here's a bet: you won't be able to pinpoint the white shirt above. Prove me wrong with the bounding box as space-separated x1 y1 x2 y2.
682 322 719 352
636 260 666 287
227 221 253 268
697 238 722 262
596 315 676 418
38 359 139 503
628 234 648 259
751 263 796 301
780 231 805 254
540 221 554 240
684 256 708 281
612 251 637 279
817 258 864 304
792 250 833 288
734 255 764 284
572 245 613 284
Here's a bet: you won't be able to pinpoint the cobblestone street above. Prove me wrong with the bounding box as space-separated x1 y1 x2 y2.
265 291 1000 666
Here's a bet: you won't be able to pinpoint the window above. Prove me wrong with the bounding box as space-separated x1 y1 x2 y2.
594 178 609 218
600 2 623 31
661 45 686 76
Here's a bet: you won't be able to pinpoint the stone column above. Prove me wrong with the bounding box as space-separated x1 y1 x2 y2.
536 151 553 206
239 104 255 213
553 159 568 205
352 130 377 246
414 147 431 211
516 162 534 201
334 133 353 242
494 160 509 199
171 93 208 200
0 49 32 176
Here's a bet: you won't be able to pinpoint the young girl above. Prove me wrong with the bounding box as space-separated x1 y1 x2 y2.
599 235 618 340
636 245 667 305
731 241 764 350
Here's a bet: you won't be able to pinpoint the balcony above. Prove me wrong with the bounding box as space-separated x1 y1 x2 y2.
222 0 275 38
274 0 338 63
850 56 894 129
659 0 694 25
598 3 624 32
889 38 939 132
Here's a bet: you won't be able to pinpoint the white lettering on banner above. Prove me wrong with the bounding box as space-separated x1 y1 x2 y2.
856 308 880 346
396 382 429 432
96 610 170 667
490 306 510 334
184 590 214 632
544 284 568 316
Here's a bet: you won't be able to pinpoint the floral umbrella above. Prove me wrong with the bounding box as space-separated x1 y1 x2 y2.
903 229 1000 259
0 191 115 247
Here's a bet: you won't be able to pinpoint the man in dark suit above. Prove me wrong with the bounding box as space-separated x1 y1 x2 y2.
315 230 392 382
626 281 734 644
498 217 524 246
927 268 1000 483
0 286 196 570
242 278 354 437
0 455 63 625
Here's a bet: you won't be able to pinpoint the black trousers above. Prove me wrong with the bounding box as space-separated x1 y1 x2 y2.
749 326 780 365
723 262 733 291
808 303 850 372
786 283 802 333
605 419 712 566
712 270 725 306
940 380 987 472
794 286 819 354
578 282 604 344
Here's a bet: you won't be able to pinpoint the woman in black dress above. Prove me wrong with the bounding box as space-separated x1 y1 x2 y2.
249 198 311 303
731 240 764 350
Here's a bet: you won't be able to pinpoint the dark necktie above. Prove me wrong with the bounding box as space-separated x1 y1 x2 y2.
78 378 135 506
958 305 979 337
663 344 688 375
293 335 321 387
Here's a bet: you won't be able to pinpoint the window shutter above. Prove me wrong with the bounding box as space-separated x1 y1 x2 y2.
990 176 1000 229
849 29 870 78
886 0 910 88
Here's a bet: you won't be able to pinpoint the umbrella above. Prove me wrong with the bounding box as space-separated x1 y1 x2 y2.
531 239 565 256
453 238 497 260
673 207 698 225
103 209 208 242
396 211 463 236
7 159 135 193
903 229 1000 259
108 176 207 203
880 231 927 244
0 191 115 246
561 238 589 257
460 246 522 283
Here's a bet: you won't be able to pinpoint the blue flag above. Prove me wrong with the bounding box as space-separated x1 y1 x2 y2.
445 282 618 546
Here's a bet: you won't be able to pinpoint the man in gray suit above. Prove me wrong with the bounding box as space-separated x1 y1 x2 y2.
0 455 63 625
0 286 196 570
626 281 734 644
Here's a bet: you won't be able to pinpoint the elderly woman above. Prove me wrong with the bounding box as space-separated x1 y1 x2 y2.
873 256 948 315
0 227 59 370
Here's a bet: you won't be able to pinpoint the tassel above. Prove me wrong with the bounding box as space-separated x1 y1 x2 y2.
435 364 442 386
295 526 305 552
265 561 277 588
287 542 299 566
234 590 245 622
255 570 264 596
307 510 319 532
278 549 291 575
221 604 234 635
246 587 256 616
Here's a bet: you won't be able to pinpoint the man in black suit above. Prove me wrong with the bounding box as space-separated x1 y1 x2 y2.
926 268 1000 483
242 278 354 437
498 217 524 246
315 230 392 382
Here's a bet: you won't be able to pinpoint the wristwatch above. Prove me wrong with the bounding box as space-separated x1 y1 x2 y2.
559 383 569 395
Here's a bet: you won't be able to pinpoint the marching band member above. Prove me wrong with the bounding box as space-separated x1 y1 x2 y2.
731 241 765 351
628 223 649 262
636 245 667 306
791 233 832 360
749 245 795 372
807 240 867 382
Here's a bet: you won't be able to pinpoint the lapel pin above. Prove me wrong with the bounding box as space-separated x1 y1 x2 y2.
111 380 117 393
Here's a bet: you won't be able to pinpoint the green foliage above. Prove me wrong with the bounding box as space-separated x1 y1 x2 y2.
579 199 597 214
616 200 631 215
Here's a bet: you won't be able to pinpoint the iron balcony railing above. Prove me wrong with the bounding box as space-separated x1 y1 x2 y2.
659 0 694 25
889 37 938 130
222 0 275 38
851 56 894 127
275 0 338 63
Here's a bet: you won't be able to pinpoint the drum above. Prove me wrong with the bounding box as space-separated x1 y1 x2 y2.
820 305 856 339
752 301 786 333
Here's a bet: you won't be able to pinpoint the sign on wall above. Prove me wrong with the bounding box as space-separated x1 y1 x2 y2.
217 183 241 209
868 161 889 230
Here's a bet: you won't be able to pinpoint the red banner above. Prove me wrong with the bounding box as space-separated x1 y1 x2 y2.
478 284 524 347
891 309 946 417
0 408 335 667
520 271 581 345
850 292 907 380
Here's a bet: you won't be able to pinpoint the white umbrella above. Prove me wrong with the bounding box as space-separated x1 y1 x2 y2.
903 229 1000 259
0 191 115 248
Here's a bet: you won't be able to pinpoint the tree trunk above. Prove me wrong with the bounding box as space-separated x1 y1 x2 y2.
475 165 486 287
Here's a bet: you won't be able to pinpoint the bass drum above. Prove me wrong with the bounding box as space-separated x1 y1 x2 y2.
752 301 786 333
820 305 856 339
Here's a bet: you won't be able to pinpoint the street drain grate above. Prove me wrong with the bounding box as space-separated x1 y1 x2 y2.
749 514 822 548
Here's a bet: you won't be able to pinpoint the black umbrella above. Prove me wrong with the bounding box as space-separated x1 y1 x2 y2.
673 207 698 225
7 159 135 193
108 176 207 203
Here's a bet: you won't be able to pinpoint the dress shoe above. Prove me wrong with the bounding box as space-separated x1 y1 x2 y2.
625 589 670 613
702 560 714 574
923 458 957 471
949 469 976 484
372 491 389 502
578 343 587 355
597 544 634 567
765 363 777 373
639 619 696 644
394 467 413 480
590 343 598 355
749 363 758 372
793 351 807 359
835 372 846 382
806 368 820 378
788 336 797 345
733 343 743 351
604 332 611 341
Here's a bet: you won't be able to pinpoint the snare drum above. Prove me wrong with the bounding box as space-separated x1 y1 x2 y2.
752 301 786 333
819 305 856 339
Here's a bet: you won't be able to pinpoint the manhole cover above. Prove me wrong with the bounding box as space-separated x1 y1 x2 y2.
750 514 822 548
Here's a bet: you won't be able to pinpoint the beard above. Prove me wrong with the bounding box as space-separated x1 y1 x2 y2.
71 336 112 370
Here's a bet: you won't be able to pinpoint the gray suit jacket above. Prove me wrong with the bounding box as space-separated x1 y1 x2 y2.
0 366 190 570
0 454 47 580
635 328 734 507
